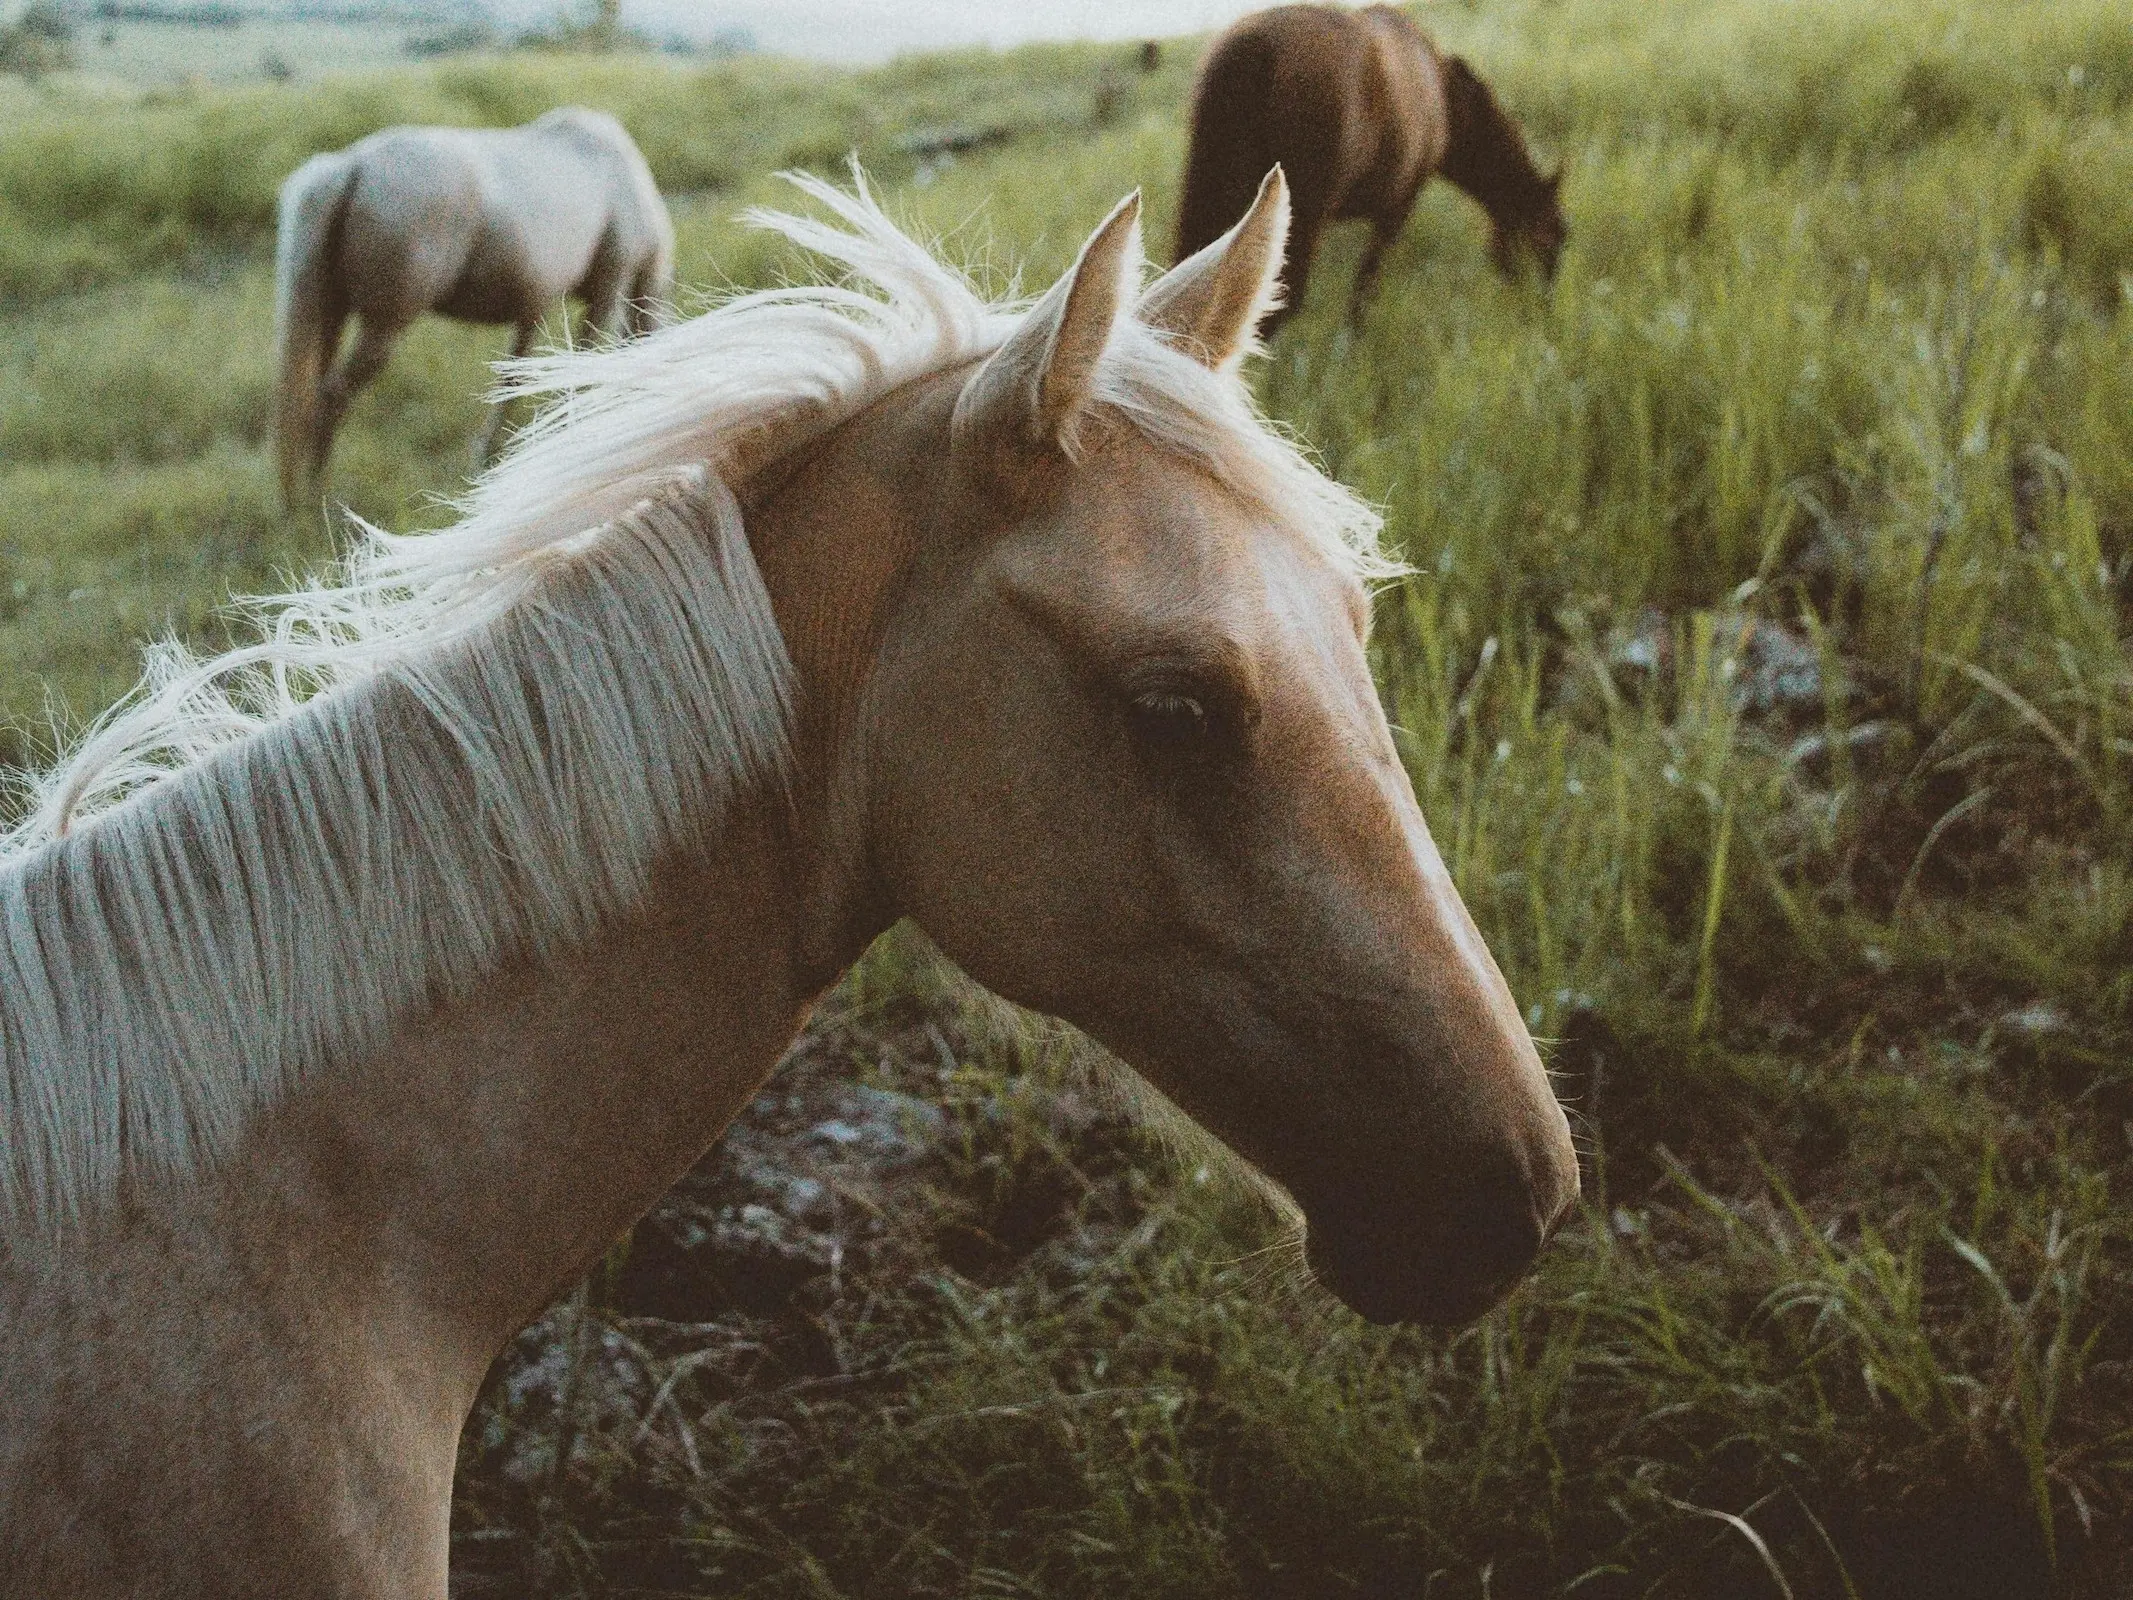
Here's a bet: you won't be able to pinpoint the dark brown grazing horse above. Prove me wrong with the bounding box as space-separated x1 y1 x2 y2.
1176 3 1564 329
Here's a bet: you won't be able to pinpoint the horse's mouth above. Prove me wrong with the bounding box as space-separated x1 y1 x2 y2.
1299 1183 1564 1327
1304 1237 1526 1327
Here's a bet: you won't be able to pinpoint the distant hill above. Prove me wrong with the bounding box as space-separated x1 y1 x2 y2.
1 0 1261 64
485 0 1261 62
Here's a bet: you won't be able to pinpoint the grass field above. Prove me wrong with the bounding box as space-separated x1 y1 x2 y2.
4 0 2133 1594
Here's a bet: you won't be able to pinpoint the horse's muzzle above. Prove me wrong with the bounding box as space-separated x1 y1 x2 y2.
1300 1156 1575 1327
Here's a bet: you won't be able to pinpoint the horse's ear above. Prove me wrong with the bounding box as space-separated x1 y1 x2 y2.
953 190 1143 460
1138 166 1289 372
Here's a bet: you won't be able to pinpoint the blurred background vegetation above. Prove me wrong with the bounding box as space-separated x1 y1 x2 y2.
3 0 2132 1594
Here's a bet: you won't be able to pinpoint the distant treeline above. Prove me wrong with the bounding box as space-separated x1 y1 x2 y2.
90 1 246 25
287 1 487 21
402 21 492 59
80 1 485 23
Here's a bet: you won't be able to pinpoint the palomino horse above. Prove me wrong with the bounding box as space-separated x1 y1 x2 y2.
0 169 1576 1596
1177 4 1565 329
274 106 675 510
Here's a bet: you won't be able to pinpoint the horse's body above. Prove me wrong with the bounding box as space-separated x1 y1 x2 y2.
274 106 674 509
1176 4 1564 328
0 172 1576 1596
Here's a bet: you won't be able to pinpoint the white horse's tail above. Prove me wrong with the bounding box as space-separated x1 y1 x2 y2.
273 152 358 511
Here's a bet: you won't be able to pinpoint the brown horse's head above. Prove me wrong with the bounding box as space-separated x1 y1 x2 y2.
1439 54 1567 284
1490 167 1566 283
841 172 1577 1325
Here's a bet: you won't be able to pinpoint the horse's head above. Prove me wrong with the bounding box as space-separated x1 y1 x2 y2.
1491 168 1566 283
845 173 1577 1326
1440 53 1567 285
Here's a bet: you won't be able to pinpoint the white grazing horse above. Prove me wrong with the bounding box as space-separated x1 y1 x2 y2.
274 106 676 508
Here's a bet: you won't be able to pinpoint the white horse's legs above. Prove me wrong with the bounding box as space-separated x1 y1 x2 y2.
625 264 666 336
584 275 633 346
472 320 538 470
317 315 410 486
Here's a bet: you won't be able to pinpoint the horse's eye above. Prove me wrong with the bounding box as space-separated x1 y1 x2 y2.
1126 690 1210 748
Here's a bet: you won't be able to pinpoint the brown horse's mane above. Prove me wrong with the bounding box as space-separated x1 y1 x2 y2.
1437 54 1558 225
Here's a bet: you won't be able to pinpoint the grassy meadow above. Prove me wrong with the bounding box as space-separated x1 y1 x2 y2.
5 0 2133 1594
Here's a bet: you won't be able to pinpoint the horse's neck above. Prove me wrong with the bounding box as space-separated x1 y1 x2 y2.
181 367 963 1391
0 815 817 1588
208 804 816 1379
1438 72 1542 220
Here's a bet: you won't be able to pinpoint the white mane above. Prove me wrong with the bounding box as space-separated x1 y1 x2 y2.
0 169 1388 1218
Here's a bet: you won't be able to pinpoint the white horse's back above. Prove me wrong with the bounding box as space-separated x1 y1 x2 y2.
336 118 625 322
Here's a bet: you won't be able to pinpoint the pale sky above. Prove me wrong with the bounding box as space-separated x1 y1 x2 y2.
504 1 1270 62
